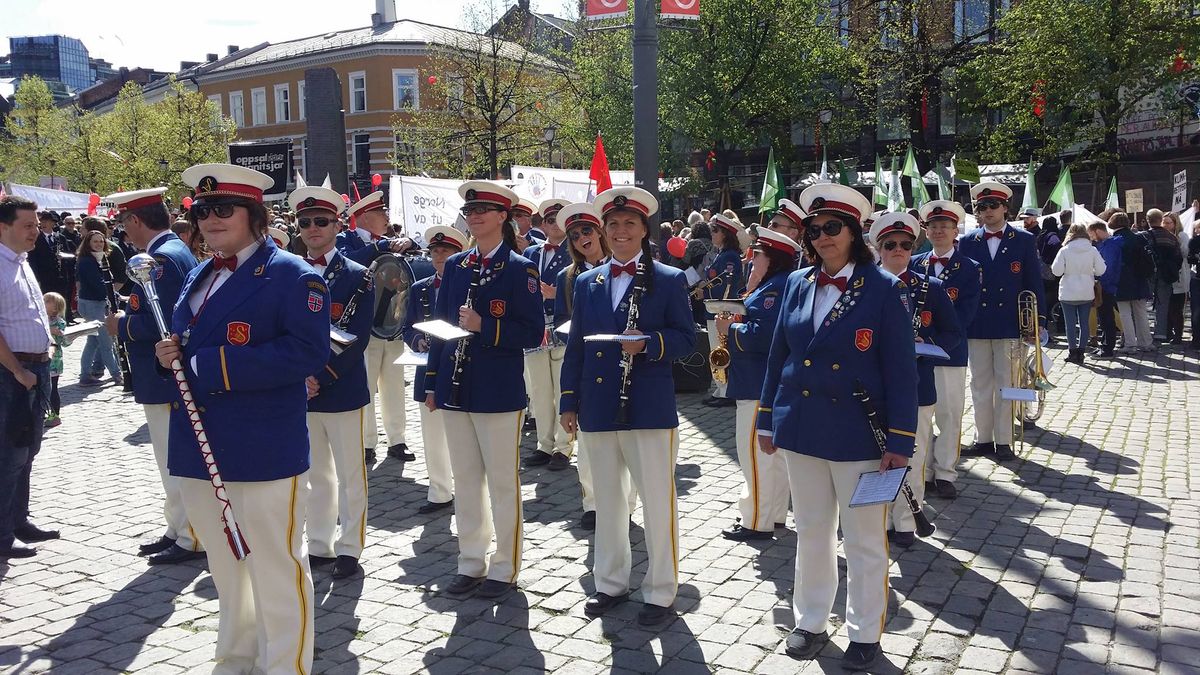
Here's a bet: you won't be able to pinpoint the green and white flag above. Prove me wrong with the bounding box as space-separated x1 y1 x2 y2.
1105 176 1119 210
902 145 929 208
1048 165 1075 212
873 155 888 206
1020 159 1038 213
816 147 831 184
934 163 951 201
759 147 782 214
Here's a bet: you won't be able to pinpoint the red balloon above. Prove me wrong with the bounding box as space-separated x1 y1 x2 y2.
667 236 687 259
371 173 383 187
88 193 101 206
427 75 438 85
181 196 193 209
341 193 351 204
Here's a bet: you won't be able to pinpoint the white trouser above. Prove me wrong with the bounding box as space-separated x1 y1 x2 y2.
968 338 1017 445
442 410 524 582
706 319 727 398
144 404 200 551
1116 300 1153 348
306 409 368 559
364 339 407 448
783 452 889 643
735 400 788 531
889 404 934 533
418 405 453 504
577 432 639 514
584 428 679 608
524 346 572 457
929 366 966 483
180 475 314 675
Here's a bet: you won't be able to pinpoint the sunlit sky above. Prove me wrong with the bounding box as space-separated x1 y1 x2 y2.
1 0 577 74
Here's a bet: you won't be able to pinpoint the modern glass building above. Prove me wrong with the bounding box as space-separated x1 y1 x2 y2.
8 35 94 92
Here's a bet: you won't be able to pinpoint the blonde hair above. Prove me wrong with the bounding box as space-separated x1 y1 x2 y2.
44 292 67 318
1065 223 1089 242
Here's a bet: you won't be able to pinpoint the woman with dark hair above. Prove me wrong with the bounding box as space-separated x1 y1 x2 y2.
560 186 695 628
74 229 123 386
423 180 544 600
757 184 918 671
701 214 748 405
154 163 330 674
718 228 800 542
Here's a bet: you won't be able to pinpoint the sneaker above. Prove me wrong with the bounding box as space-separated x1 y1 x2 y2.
78 378 103 387
43 415 61 429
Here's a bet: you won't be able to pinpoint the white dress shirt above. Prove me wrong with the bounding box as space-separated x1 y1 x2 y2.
813 262 855 331
187 240 261 373
609 251 643 311
930 247 955 276
145 229 171 253
985 226 1004 259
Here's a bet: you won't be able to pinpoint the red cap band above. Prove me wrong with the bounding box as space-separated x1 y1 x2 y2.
756 236 798 255
564 212 601 229
351 201 386 218
298 199 340 213
464 190 515 209
601 199 649 217
117 194 164 213
777 204 804 226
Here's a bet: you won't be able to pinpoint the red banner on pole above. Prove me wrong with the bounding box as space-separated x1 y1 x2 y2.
585 0 629 20
661 0 700 19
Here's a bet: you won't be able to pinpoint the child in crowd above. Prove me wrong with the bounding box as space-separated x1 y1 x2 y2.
44 292 71 428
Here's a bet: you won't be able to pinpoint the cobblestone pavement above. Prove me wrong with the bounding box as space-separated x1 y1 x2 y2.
1 339 1198 674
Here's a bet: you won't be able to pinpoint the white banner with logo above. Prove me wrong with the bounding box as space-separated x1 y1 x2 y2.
391 176 465 246
510 165 635 203
4 182 92 214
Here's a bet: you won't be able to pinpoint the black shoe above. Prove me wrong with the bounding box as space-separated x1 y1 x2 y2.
444 574 484 596
934 480 957 499
147 544 205 565
309 554 337 567
547 452 570 471
889 531 915 548
924 480 936 493
774 522 787 529
364 448 376 464
584 591 629 616
476 579 515 599
332 555 360 579
636 602 674 627
961 442 994 457
842 641 881 671
1098 351 1115 359
702 396 735 407
993 444 1016 461
418 499 453 514
722 523 773 541
524 451 552 467
138 536 175 556
388 443 416 461
579 510 596 531
784 628 828 659
0 545 36 559
522 416 536 431
15 522 60 543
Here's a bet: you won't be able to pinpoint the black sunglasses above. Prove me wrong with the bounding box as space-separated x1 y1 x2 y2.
804 220 845 240
298 217 333 229
881 239 914 251
460 205 502 217
192 204 238 221
974 199 1004 212
568 225 596 241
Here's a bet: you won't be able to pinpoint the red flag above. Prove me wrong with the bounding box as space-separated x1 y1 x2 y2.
1032 80 1047 118
661 0 700 20
589 135 613 197
1172 48 1191 74
585 0 628 20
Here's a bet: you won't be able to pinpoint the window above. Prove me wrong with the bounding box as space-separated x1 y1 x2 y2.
353 133 371 176
394 134 426 171
876 81 907 141
298 81 306 120
392 69 419 110
954 0 991 42
229 91 245 128
349 72 367 113
206 94 222 128
818 0 850 46
251 87 267 126
299 138 307 181
790 120 815 146
274 84 290 122
447 75 465 112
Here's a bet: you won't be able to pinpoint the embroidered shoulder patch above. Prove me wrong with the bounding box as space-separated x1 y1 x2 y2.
855 328 873 352
946 287 959 301
490 299 506 318
307 291 324 313
331 303 344 321
227 321 250 346
307 280 328 293
1010 261 1022 274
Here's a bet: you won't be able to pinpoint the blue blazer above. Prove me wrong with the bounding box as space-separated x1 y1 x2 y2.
335 229 392 267
900 272 963 407
424 243 544 412
166 239 331 482
525 241 572 316
725 271 788 402
909 251 979 367
756 264 918 461
307 251 373 413
402 273 438 402
560 260 696 432
704 248 745 301
120 232 198 405
957 225 1046 339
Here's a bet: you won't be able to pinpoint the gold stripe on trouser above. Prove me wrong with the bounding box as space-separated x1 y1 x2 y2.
889 405 932 533
286 476 309 675
300 410 367 557
418 405 453 504
358 407 368 550
735 400 766 531
783 452 888 643
511 411 524 581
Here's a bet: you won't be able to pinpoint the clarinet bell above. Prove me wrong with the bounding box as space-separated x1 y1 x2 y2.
914 511 936 538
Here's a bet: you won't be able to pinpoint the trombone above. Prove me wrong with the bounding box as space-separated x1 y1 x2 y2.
1009 290 1055 451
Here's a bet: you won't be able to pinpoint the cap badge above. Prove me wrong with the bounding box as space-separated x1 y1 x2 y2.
465 189 477 200
810 197 826 209
303 197 316 208
613 195 628 206
198 176 218 194
932 207 943 215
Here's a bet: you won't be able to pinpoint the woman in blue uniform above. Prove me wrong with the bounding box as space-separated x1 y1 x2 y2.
756 184 918 672
701 213 748 406
422 181 544 600
155 163 329 675
718 228 800 542
559 187 696 628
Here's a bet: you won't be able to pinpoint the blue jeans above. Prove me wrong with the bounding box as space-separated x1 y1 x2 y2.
78 298 120 380
1061 301 1092 351
0 361 51 549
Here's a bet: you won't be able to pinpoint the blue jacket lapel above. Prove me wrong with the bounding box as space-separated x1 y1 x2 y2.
591 267 617 331
810 268 865 349
188 243 275 346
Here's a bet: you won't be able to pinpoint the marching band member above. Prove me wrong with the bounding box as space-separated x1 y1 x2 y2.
719 228 799 542
957 183 1045 462
552 203 637 531
423 181 543 599
514 198 543 247
290 184 373 580
522 199 574 470
560 187 695 627
912 201 980 498
767 198 805 246
756 184 917 671
701 213 748 406
402 225 468 515
155 163 328 674
870 212 962 548
103 188 204 565
337 191 416 464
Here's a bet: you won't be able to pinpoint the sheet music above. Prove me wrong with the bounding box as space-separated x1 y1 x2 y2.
554 320 571 337
63 321 101 340
584 334 651 343
393 351 429 367
683 267 701 286
849 466 910 507
704 299 747 315
413 320 471 342
915 343 950 360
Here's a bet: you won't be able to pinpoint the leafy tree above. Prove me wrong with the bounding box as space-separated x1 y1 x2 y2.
0 76 70 185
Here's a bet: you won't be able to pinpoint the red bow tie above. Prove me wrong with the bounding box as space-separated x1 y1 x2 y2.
929 256 951 266
467 254 491 267
371 233 383 242
305 255 327 267
433 277 441 289
544 243 558 252
611 261 637 277
816 271 846 292
984 230 1004 240
899 271 914 286
212 255 237 272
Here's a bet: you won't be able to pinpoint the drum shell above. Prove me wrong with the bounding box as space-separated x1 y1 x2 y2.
371 254 435 340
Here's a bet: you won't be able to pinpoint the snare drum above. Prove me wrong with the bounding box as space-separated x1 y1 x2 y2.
371 254 435 340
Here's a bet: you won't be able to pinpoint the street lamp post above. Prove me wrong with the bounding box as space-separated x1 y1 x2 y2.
48 159 57 190
158 159 169 187
543 126 557 168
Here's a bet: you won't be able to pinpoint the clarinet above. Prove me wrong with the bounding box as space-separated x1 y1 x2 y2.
99 254 134 390
911 260 931 338
448 254 483 409
851 380 936 538
615 262 647 425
